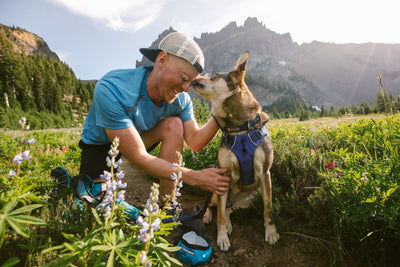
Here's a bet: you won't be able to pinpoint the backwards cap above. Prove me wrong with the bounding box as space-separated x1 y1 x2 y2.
140 32 204 73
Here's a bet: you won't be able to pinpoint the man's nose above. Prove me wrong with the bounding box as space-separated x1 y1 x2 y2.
182 82 191 92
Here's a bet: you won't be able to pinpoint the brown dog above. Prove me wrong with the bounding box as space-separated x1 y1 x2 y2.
192 51 279 251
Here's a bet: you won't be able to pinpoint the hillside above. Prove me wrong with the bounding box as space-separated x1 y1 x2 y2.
0 23 59 59
0 24 94 129
136 17 400 108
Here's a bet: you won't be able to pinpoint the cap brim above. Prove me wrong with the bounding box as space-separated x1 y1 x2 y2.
139 48 160 63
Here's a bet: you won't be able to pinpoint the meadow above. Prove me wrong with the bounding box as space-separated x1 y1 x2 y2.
0 113 399 266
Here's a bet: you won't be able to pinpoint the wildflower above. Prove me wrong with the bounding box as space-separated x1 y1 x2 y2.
117 190 126 201
8 170 17 177
115 171 125 179
361 172 368 183
311 149 315 155
139 250 147 264
22 150 31 160
136 183 160 243
170 172 178 183
18 117 26 127
103 206 112 218
116 179 127 189
25 138 36 145
100 170 112 181
175 187 181 197
12 154 24 165
326 161 335 171
151 217 161 232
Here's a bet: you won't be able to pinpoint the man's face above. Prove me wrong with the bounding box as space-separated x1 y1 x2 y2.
158 53 200 103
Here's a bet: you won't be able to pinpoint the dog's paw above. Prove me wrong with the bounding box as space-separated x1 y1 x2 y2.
217 233 231 251
202 208 212 223
265 225 279 245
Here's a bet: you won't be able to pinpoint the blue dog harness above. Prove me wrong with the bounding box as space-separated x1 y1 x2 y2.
218 114 269 186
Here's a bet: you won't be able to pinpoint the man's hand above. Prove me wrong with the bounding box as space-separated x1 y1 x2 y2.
195 168 230 195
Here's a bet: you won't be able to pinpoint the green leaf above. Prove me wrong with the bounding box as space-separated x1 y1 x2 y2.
91 245 112 251
7 215 45 225
91 208 103 224
40 254 76 267
2 199 18 214
41 244 65 254
383 186 398 201
161 250 182 266
106 248 115 267
25 194 47 204
154 243 181 252
0 218 5 247
0 256 20 267
63 242 76 252
6 218 29 237
9 204 43 215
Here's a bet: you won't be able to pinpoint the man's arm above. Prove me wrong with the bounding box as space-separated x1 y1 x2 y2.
105 126 230 195
183 117 219 152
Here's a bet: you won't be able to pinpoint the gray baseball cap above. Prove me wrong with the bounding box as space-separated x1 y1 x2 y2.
140 32 204 73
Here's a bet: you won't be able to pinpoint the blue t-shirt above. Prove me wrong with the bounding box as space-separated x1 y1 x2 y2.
82 66 194 145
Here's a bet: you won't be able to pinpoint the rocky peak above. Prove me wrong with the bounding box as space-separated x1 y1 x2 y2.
0 24 59 60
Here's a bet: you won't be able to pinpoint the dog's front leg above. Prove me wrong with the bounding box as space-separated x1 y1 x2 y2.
260 170 280 245
217 192 231 251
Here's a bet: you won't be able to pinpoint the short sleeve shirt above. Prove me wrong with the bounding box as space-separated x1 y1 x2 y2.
82 66 194 145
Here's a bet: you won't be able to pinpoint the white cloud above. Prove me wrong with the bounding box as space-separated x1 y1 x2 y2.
48 0 167 31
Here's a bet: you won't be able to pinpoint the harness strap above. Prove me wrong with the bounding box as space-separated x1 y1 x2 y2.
221 126 269 185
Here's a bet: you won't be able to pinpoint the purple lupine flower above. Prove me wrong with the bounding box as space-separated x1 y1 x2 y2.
25 138 36 145
139 251 147 264
13 154 24 165
8 169 17 177
22 150 31 160
116 180 127 189
18 117 26 127
117 190 125 201
103 206 112 218
152 218 161 232
170 172 178 182
115 171 125 179
100 170 112 181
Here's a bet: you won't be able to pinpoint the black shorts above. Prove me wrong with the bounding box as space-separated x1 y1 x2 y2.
79 140 160 179
79 140 121 180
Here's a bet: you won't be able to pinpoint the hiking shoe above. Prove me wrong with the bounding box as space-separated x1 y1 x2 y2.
95 199 140 221
71 174 102 205
50 167 72 198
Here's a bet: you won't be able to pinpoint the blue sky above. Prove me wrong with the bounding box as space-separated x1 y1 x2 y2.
1 0 399 80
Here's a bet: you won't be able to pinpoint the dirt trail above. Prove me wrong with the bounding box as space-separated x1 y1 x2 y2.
121 157 330 267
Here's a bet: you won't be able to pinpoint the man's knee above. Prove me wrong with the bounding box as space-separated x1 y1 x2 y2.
162 116 184 139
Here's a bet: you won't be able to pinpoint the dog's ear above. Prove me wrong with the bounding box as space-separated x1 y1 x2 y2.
234 51 250 72
230 51 250 85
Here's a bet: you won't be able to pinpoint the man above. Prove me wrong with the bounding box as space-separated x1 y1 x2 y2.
79 32 230 201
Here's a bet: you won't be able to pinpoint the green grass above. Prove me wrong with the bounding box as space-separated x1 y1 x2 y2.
1 113 399 265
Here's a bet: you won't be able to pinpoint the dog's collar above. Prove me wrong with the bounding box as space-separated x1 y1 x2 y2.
213 113 267 134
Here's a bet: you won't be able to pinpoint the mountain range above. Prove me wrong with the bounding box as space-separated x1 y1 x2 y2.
136 17 400 108
3 18 400 110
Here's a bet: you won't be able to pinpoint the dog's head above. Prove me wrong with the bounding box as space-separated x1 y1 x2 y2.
192 51 267 128
192 51 250 103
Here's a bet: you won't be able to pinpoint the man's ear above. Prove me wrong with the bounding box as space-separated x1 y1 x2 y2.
156 51 169 68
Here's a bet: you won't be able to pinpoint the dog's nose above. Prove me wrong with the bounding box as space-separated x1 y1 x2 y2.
191 80 204 88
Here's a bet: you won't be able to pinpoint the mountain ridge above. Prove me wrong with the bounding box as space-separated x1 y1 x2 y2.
0 23 59 60
136 17 400 108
